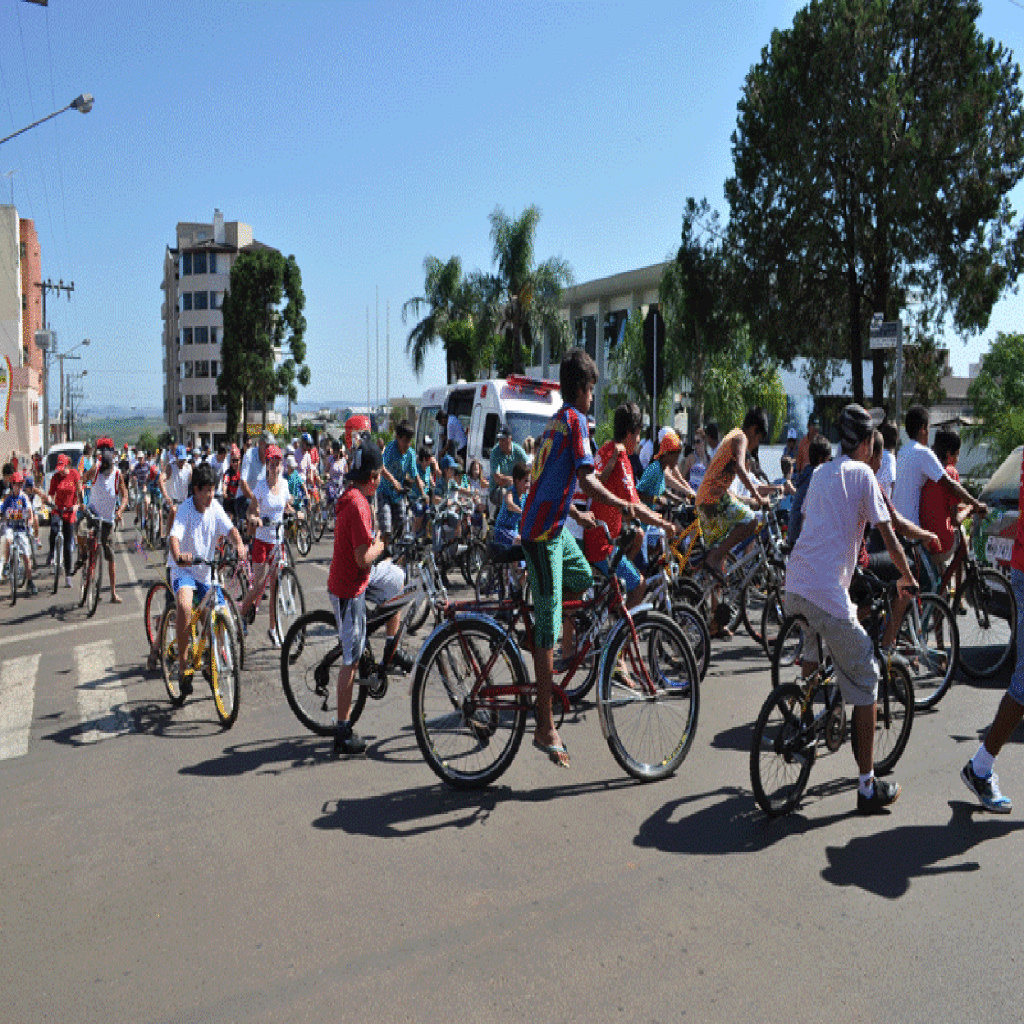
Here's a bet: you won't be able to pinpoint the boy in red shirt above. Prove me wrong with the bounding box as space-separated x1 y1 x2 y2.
583 402 676 608
327 439 412 758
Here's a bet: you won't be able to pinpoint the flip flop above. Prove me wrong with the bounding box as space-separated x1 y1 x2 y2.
532 737 571 768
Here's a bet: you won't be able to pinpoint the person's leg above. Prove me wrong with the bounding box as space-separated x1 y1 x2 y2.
175 584 195 678
559 532 592 663
330 592 368 756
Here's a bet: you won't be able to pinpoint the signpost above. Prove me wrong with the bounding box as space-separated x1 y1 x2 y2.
869 315 912 428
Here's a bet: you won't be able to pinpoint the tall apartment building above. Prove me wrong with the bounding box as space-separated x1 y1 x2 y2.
0 205 44 456
161 210 278 447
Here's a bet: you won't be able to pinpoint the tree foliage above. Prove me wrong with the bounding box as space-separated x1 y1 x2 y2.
967 332 1024 464
218 250 307 441
701 332 788 442
726 0 1024 407
403 256 475 382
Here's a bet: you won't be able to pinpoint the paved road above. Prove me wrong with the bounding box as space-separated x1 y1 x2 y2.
2 529 1023 1023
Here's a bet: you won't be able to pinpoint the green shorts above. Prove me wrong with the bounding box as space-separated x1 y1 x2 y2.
697 492 754 548
521 531 593 650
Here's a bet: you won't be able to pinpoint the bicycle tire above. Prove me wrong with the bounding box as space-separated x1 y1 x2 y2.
739 564 773 646
9 552 16 606
223 558 250 609
770 614 827 691
956 568 1016 680
894 592 959 710
158 606 188 707
295 519 312 557
280 610 367 734
78 545 92 608
51 544 60 594
461 539 486 587
210 611 241 728
273 567 305 646
597 610 700 782
86 551 101 617
411 616 528 789
311 501 326 543
749 682 816 817
850 657 914 776
759 587 786 657
405 559 434 634
145 580 173 649
670 600 711 681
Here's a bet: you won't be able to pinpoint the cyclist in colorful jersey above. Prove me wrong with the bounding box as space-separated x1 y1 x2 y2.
637 428 692 507
42 454 83 587
694 407 772 634
584 402 676 609
519 348 641 769
1 472 38 593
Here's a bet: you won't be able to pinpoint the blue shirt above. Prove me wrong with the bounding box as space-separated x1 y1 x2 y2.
638 460 666 505
379 440 415 503
1 493 32 531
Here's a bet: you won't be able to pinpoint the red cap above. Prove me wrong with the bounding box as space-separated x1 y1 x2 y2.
10 471 23 484
265 444 283 461
55 454 70 469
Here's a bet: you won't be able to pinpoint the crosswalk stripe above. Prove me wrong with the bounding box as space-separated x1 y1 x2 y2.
74 639 134 745
0 653 41 760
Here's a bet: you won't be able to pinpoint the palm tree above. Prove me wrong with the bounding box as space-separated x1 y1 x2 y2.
488 205 573 375
403 256 474 383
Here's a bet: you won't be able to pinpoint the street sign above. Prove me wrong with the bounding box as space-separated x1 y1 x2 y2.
869 319 901 350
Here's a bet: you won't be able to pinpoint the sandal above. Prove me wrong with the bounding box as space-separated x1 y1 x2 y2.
532 737 571 768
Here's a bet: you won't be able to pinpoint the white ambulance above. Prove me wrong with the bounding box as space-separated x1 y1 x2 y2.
416 375 562 465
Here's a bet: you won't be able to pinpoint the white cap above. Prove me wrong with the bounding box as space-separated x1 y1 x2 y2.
286 454 297 470
657 426 669 442
787 427 797 439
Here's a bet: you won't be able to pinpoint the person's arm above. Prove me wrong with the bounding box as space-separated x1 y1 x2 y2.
116 472 129 520
665 465 696 499
877 519 917 592
577 465 640 521
240 477 256 502
598 445 625 484
940 470 987 516
732 436 768 503
568 504 598 530
889 504 938 548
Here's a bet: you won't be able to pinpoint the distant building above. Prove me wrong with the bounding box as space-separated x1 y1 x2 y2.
161 210 281 447
0 206 43 456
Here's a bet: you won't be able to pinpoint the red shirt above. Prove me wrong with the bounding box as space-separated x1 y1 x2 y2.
328 486 373 599
48 468 80 522
920 465 961 554
584 440 639 563
1012 453 1024 575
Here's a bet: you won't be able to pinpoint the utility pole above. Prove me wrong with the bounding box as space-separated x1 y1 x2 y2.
34 278 75 457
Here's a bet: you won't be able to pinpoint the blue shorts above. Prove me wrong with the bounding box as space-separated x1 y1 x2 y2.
170 569 224 608
595 553 643 595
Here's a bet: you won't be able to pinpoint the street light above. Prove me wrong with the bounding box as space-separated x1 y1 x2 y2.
66 370 87 441
0 94 94 147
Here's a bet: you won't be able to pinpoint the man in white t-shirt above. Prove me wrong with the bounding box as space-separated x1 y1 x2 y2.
160 444 193 542
892 405 984 526
785 404 917 815
167 461 247 692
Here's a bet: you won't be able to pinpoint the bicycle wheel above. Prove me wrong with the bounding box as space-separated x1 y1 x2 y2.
210 610 241 728
295 519 312 557
280 610 367 735
597 610 700 782
749 682 816 817
740 564 773 646
770 614 823 691
956 568 1016 680
78 545 92 608
461 539 486 587
221 589 246 671
311 501 326 543
158 606 188 707
86 552 101 617
223 559 250 609
670 600 711 681
894 593 959 710
273 567 305 645
474 560 504 602
9 552 16 606
411 617 528 789
144 580 173 649
850 657 914 776
759 587 786 657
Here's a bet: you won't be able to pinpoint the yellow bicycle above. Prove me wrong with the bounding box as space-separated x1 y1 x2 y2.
156 552 242 728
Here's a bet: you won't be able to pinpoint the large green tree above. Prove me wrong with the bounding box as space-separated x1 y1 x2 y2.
218 249 307 441
487 205 573 375
726 0 1024 407
403 255 476 383
967 332 1024 465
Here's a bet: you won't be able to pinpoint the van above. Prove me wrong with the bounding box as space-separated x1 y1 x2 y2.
417 375 562 467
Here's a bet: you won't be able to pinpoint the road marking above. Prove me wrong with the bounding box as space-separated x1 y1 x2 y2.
0 653 41 760
75 639 134 745
0 615 113 649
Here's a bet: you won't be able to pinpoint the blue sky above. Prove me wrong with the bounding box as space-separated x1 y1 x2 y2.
2 0 1023 415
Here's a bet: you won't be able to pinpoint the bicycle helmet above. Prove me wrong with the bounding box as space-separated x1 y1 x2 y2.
837 403 873 453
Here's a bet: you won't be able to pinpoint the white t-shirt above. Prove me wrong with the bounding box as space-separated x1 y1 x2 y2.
166 462 192 503
638 438 654 471
167 497 234 587
89 469 121 524
785 454 889 620
892 440 944 527
876 449 896 500
253 476 289 544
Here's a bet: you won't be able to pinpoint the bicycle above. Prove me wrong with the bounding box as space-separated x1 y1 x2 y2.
410 525 701 789
279 563 428 734
392 527 448 634
49 511 77 595
155 552 242 727
235 516 306 646
77 509 103 617
285 500 313 557
751 570 915 817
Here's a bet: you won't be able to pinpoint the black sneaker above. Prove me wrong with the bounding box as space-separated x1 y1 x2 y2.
857 778 901 815
26 580 38 596
332 722 367 759
389 645 414 673
960 760 1012 813
179 669 194 698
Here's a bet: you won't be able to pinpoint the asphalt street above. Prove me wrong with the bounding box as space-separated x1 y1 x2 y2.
2 526 1023 1023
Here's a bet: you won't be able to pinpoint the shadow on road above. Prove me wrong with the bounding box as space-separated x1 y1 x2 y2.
820 800 1024 899
312 777 637 838
180 734 325 776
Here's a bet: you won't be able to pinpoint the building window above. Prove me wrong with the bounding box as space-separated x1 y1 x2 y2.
195 394 210 413
194 326 208 345
209 326 218 347
183 361 193 379
210 291 222 309
181 253 192 276
193 252 207 275
195 360 209 378
181 327 192 345
210 360 218 379
20 241 26 259
193 291 208 310
177 396 183 413
181 292 192 312
209 253 218 275
184 395 194 413
211 393 224 412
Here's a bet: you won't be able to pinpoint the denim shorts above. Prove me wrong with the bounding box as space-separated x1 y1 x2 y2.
594 552 643 595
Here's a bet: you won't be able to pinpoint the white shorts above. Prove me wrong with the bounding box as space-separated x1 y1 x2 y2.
329 560 404 665
4 530 33 561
